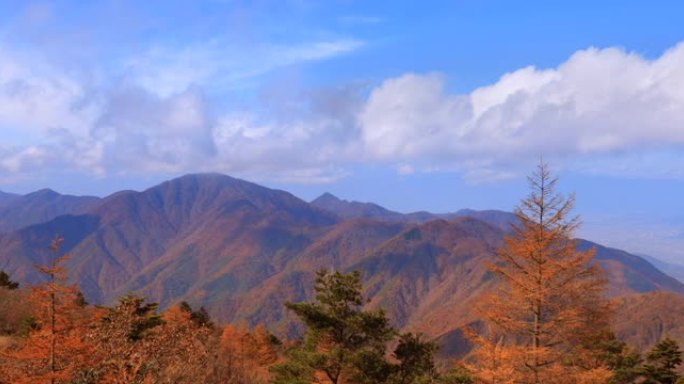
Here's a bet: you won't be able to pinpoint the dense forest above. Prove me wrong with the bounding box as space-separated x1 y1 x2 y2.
0 164 682 384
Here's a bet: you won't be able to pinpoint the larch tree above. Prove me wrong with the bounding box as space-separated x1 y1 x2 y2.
216 323 279 384
2 237 96 384
474 161 611 384
465 325 519 384
149 303 216 384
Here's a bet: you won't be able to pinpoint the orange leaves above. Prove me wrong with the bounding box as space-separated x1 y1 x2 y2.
1 237 97 383
465 327 520 384
218 323 279 382
472 162 612 384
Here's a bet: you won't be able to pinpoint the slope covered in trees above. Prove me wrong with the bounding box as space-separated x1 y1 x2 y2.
0 173 682 367
1 263 683 383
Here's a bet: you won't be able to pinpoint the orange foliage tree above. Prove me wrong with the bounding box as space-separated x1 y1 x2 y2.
472 162 611 384
465 325 519 384
87 293 164 383
1 237 96 384
148 303 217 383
215 323 279 384
88 297 234 383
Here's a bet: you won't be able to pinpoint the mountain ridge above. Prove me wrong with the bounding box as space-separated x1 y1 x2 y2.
0 173 682 355
311 191 454 223
0 188 100 233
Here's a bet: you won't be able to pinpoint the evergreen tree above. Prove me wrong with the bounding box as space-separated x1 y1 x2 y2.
179 300 214 328
640 338 683 384
0 270 19 290
436 366 475 384
271 269 395 384
587 332 642 384
390 332 438 384
74 291 88 307
271 269 445 384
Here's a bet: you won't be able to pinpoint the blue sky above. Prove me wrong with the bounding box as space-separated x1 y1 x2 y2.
2 1 684 262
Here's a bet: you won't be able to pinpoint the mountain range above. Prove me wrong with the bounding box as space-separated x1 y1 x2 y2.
0 173 682 356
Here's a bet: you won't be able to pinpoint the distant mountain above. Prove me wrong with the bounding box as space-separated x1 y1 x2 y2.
311 192 450 222
0 191 19 206
0 189 100 233
638 254 684 284
310 192 518 231
0 173 681 357
0 174 337 304
578 240 684 296
613 291 684 350
452 209 517 232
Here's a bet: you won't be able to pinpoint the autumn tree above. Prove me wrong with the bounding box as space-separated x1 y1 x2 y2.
149 303 217 383
87 293 163 383
465 325 520 384
1 237 96 384
0 270 31 336
215 323 279 384
473 162 611 384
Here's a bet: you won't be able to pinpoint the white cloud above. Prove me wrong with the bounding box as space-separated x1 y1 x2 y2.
359 43 684 179
4 38 684 186
92 85 216 173
0 46 95 138
0 37 364 183
360 73 471 160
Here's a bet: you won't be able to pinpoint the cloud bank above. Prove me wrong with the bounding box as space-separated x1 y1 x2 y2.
360 44 684 180
2 40 684 185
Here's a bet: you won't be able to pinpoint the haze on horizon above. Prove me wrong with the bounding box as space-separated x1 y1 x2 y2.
1 1 684 263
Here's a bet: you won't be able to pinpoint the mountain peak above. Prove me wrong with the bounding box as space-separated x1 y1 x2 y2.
143 173 253 199
26 188 60 199
163 173 241 187
312 192 343 205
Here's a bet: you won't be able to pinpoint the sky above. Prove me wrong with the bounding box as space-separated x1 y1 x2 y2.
1 0 684 263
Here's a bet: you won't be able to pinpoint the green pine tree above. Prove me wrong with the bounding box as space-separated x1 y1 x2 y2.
640 338 683 384
270 269 447 384
391 332 437 384
271 269 395 384
0 269 19 290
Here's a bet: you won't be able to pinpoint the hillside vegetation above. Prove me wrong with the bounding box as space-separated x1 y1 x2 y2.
0 166 683 383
